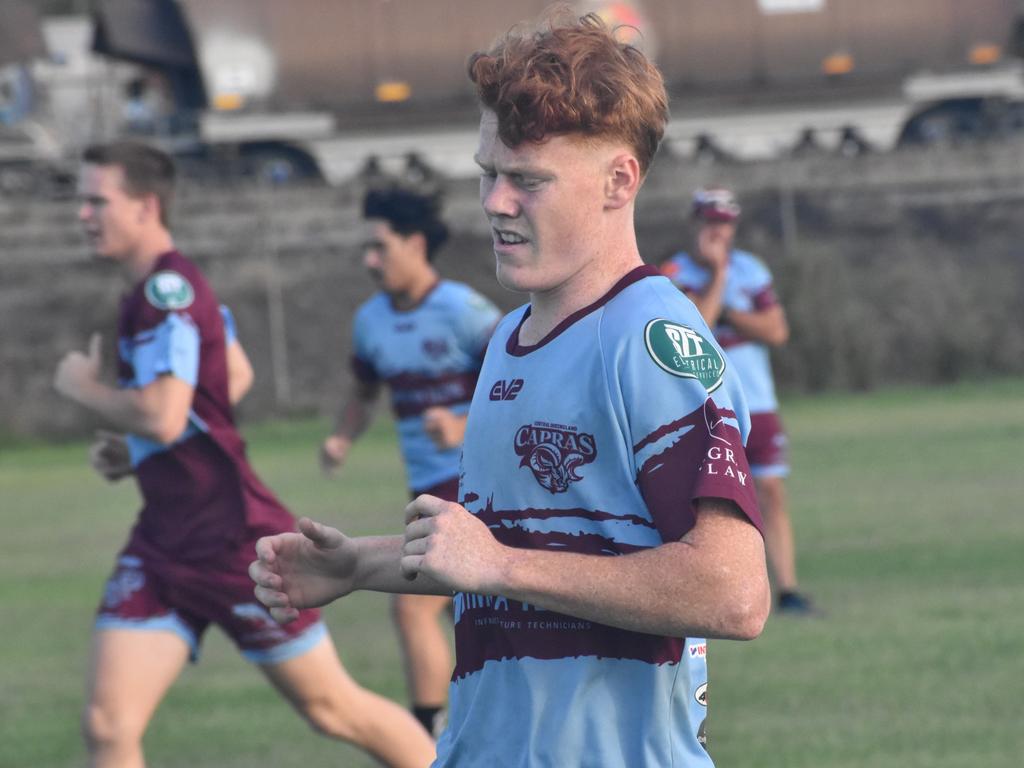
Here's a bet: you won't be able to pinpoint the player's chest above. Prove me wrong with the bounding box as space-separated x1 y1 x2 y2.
468 349 616 492
363 314 460 371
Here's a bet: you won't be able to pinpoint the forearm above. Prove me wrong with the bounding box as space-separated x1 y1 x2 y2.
724 306 789 346
478 503 768 640
228 374 253 406
689 271 729 326
354 535 452 596
331 396 377 441
491 544 760 639
69 380 180 443
226 342 254 405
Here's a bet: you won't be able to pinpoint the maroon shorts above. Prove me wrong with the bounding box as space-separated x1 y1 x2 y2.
411 475 461 502
95 540 324 664
746 412 790 477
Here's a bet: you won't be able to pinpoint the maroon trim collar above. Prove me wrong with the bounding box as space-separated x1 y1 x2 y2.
506 264 661 356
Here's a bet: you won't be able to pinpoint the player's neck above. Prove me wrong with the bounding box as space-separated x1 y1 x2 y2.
124 229 176 282
390 266 440 311
522 237 642 346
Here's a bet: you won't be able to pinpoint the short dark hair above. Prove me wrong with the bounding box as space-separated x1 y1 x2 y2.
82 141 176 227
363 186 449 260
468 12 668 176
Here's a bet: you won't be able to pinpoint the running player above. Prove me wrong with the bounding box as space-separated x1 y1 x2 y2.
662 187 817 615
54 141 434 768
320 185 501 735
251 13 769 767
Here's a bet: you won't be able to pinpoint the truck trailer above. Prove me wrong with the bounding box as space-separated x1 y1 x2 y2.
4 0 1023 184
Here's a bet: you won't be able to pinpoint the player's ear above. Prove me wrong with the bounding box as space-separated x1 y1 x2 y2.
139 191 162 225
407 231 429 260
604 152 641 210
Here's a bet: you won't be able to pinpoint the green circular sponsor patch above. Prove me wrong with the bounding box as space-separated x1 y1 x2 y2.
644 318 726 392
144 271 194 310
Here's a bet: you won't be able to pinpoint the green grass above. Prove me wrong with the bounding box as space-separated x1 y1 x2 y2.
2 379 1023 767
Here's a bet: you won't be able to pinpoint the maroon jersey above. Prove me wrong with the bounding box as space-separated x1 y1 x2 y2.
118 251 294 562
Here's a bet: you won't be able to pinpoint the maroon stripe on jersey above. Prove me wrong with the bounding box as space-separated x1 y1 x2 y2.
632 403 739 454
752 285 779 311
496 525 648 556
632 408 704 454
452 596 683 679
467 496 656 554
715 329 746 349
411 475 460 501
506 265 661 356
472 496 656 531
386 370 478 419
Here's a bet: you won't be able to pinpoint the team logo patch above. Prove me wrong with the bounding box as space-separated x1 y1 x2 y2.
232 603 281 629
231 603 287 642
644 318 725 392
144 270 194 310
514 421 597 494
422 338 450 360
101 566 145 609
695 682 708 707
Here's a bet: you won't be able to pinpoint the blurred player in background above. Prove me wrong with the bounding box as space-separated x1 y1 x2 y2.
320 185 501 735
661 187 817 615
54 141 434 768
253 13 769 766
89 304 253 482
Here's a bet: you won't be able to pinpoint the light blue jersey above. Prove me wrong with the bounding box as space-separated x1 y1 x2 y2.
351 280 500 492
436 266 763 767
663 249 781 413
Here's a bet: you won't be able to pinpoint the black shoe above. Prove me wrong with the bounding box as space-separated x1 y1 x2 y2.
776 591 822 617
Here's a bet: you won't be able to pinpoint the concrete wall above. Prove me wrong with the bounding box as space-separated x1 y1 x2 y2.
3 139 1024 437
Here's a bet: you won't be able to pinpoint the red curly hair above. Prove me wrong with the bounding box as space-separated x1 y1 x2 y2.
468 11 668 175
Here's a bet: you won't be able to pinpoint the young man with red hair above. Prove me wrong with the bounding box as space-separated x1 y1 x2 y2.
251 14 769 766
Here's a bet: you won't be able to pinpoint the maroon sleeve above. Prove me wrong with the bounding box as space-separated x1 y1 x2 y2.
751 285 779 311
635 400 763 543
350 354 379 383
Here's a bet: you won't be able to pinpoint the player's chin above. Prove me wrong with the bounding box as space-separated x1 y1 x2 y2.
494 260 543 294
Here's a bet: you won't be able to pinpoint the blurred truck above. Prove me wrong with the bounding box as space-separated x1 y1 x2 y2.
3 0 1024 185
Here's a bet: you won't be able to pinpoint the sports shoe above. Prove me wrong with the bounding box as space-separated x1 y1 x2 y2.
776 590 822 617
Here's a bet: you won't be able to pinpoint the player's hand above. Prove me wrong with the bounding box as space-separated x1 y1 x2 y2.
250 517 358 624
401 495 506 594
54 333 102 402
319 435 351 476
89 429 133 482
422 407 466 450
698 227 730 272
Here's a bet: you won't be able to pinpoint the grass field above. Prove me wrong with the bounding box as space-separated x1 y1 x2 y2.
2 379 1023 767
